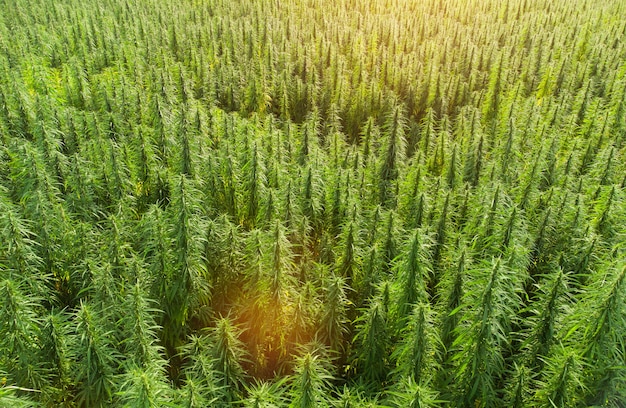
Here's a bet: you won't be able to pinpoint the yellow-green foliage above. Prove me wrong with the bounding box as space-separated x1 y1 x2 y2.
0 0 625 406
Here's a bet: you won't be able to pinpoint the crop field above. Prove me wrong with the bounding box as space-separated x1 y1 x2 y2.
0 0 625 406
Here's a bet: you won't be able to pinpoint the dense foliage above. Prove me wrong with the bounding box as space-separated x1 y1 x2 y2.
1 0 625 406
